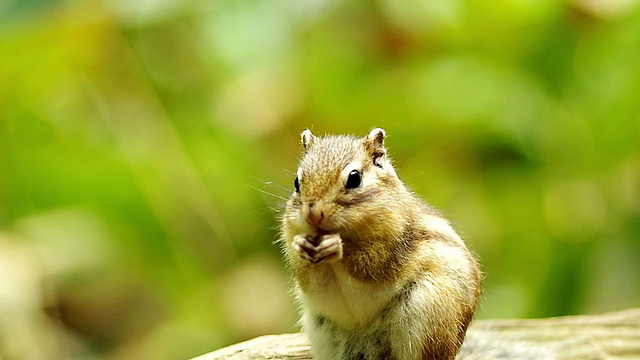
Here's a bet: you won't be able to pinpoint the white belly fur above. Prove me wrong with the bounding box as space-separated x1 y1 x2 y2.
299 262 396 330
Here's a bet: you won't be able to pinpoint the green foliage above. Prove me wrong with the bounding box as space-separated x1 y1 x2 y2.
1 1 639 359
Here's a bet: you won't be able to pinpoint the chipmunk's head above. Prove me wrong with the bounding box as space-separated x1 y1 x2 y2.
284 128 405 240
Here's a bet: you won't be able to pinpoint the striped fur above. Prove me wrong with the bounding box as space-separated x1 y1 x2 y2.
281 129 481 360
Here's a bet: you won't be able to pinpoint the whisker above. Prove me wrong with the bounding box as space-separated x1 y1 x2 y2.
248 177 291 201
252 186 289 202
262 180 291 194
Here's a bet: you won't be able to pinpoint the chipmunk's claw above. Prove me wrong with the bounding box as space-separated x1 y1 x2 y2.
293 234 343 264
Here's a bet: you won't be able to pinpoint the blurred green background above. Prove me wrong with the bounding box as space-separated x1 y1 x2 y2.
1 0 639 359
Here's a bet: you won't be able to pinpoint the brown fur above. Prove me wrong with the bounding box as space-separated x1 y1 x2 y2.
280 129 481 360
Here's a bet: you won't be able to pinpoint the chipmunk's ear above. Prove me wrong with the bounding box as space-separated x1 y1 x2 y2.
301 129 315 151
365 128 387 167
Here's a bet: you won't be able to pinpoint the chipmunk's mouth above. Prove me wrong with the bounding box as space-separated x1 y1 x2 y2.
299 220 361 247
304 223 339 236
296 215 341 237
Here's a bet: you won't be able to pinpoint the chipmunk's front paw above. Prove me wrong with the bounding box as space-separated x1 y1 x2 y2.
293 234 343 264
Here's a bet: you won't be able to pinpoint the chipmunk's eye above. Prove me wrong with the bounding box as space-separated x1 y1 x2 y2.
294 176 300 193
345 170 362 189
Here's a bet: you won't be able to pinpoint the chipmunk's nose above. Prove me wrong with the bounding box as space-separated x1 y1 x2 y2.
305 202 325 227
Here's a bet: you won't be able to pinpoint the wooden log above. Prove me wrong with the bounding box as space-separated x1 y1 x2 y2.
192 308 640 360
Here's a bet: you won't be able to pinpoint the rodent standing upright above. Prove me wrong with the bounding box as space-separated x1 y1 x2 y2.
280 128 482 360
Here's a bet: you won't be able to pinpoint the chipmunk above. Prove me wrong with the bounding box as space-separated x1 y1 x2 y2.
280 128 482 360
